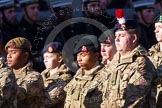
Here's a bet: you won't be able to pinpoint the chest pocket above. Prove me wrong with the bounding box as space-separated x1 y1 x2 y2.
109 64 131 100
70 80 88 100
120 74 129 90
66 83 78 100
17 76 26 86
82 80 100 98
82 80 102 107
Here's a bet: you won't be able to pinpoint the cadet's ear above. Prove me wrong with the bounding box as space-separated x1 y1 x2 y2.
137 11 141 19
58 55 63 63
21 51 29 62
132 34 137 44
94 52 99 60
24 52 29 59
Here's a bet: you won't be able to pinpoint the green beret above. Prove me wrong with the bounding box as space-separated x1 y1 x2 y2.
5 37 32 51
98 30 115 44
74 35 99 54
154 14 162 23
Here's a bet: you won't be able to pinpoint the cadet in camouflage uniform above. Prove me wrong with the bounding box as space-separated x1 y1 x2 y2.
5 37 45 108
148 14 162 108
41 42 73 108
0 57 17 108
64 35 105 108
98 29 116 65
101 9 157 108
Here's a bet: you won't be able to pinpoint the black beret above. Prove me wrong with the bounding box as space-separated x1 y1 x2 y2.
116 19 140 31
42 42 63 54
74 35 99 54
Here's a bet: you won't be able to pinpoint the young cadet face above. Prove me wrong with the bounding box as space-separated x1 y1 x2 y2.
25 3 39 22
154 22 162 42
77 51 99 70
115 30 136 54
6 48 27 69
100 43 116 61
3 7 16 24
43 52 62 69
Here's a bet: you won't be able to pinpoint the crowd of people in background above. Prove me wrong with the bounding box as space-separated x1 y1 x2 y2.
1 0 162 108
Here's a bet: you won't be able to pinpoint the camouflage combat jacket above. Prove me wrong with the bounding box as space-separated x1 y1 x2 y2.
64 63 104 108
101 45 157 108
0 57 17 108
41 64 73 108
148 43 162 108
149 43 162 83
15 62 45 108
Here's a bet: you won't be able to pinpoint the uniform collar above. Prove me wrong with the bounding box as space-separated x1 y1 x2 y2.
14 61 33 79
113 45 147 65
41 64 70 80
149 42 160 54
75 62 103 81
149 42 162 58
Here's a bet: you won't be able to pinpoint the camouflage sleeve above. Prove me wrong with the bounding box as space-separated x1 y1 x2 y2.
60 73 73 83
0 67 17 103
148 55 162 84
17 72 45 100
122 57 156 108
100 67 112 108
63 78 75 108
47 73 72 106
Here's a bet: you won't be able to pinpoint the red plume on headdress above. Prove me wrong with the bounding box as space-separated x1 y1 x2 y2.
115 9 126 24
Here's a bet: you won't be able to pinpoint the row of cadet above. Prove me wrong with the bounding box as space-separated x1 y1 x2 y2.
0 0 161 73
1 8 162 108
